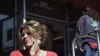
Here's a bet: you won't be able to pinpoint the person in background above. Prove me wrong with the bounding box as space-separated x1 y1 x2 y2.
10 20 57 56
76 6 100 56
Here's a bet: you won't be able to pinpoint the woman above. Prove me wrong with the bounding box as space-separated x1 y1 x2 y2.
10 20 57 56
77 6 99 56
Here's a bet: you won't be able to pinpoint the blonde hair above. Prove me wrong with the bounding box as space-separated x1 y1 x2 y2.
19 20 48 45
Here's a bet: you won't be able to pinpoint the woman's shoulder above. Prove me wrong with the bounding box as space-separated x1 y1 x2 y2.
46 51 57 56
10 50 25 56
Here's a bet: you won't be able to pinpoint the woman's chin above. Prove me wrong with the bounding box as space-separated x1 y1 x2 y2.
25 43 32 48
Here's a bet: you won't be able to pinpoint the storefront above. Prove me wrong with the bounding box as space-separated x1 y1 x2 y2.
0 0 77 56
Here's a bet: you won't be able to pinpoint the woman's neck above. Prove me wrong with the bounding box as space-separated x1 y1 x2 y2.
36 49 47 56
26 47 40 56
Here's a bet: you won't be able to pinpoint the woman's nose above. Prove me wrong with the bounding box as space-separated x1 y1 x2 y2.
23 33 29 38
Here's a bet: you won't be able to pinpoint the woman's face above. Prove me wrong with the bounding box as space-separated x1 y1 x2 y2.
21 28 35 48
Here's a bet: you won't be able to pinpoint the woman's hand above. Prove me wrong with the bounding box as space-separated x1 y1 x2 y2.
29 40 41 56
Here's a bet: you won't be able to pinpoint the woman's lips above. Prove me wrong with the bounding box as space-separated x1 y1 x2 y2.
23 38 29 43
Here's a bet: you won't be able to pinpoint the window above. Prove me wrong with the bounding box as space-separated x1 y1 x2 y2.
7 28 13 41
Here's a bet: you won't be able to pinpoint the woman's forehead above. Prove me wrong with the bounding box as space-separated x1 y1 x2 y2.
22 28 30 33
